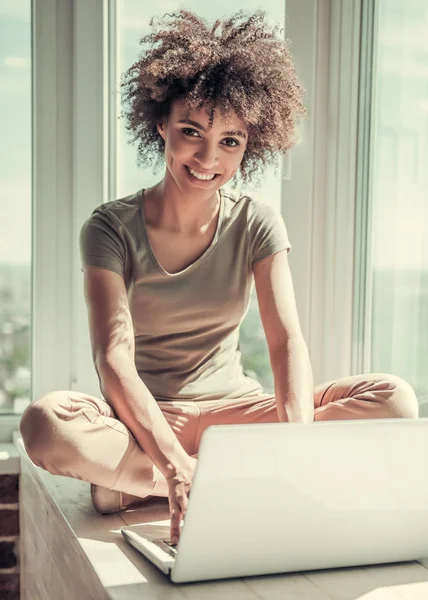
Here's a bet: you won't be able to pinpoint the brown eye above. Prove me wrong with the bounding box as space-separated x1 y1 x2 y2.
181 128 200 138
223 138 240 147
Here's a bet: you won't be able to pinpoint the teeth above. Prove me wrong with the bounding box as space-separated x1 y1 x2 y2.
187 167 216 181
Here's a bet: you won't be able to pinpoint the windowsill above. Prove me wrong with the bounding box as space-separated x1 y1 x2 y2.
0 441 20 475
0 415 23 443
12 431 428 599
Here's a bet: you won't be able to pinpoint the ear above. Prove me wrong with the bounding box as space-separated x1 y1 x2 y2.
157 121 166 141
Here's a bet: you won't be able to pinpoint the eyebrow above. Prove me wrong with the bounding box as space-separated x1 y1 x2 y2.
177 119 247 140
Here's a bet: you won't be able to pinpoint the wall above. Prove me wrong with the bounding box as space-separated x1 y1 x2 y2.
0 473 20 600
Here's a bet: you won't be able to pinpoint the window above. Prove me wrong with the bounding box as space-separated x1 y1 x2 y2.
111 1 287 393
357 0 428 414
0 1 31 414
25 1 424 416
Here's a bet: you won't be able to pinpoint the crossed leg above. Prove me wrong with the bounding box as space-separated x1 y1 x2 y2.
19 372 418 512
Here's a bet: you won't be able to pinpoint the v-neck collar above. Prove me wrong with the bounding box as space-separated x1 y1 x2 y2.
138 188 225 277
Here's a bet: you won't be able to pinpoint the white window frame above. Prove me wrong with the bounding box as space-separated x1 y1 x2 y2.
30 0 75 404
70 0 110 397
351 0 376 378
1 0 78 435
284 0 363 385
32 0 108 404
0 0 365 434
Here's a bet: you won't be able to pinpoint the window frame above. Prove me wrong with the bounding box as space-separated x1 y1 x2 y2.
31 0 75 400
69 0 110 397
283 0 363 384
351 0 377 377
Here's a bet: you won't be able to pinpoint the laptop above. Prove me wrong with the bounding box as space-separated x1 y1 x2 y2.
121 418 428 583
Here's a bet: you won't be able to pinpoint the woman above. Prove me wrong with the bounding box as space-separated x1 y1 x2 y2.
20 10 418 545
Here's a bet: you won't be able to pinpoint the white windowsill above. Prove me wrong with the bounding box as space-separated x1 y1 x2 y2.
12 431 428 600
0 442 20 475
0 416 23 444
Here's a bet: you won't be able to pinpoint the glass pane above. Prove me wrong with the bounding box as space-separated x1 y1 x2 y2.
369 0 428 414
0 1 32 414
115 2 286 393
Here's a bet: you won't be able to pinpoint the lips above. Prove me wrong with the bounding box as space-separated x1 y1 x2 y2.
185 165 220 181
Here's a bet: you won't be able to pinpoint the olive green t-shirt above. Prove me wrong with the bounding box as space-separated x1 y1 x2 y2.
79 187 291 402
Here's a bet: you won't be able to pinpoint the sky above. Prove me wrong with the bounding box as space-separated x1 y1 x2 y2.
0 0 427 268
0 1 31 264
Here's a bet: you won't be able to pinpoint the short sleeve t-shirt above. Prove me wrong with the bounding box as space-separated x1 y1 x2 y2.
79 187 292 402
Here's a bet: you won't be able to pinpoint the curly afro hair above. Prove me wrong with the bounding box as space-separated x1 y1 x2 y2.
120 9 307 186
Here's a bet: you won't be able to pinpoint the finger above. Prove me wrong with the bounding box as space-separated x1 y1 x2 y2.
170 504 182 545
181 496 189 519
179 491 189 516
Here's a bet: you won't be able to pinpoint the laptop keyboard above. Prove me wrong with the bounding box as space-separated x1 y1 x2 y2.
155 540 178 558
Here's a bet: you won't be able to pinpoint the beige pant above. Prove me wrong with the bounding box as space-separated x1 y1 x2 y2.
20 373 419 500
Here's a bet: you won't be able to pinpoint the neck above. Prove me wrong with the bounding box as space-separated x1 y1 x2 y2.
146 174 221 234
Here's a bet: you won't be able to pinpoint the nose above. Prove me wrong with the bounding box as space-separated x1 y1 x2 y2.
193 140 220 172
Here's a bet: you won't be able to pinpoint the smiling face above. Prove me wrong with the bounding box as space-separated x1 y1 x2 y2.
156 98 248 195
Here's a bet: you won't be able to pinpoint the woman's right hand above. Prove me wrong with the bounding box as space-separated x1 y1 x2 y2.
166 455 197 545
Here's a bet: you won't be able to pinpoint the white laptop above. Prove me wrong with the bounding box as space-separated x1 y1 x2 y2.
121 418 428 583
